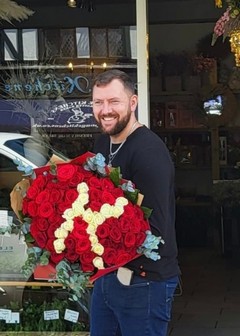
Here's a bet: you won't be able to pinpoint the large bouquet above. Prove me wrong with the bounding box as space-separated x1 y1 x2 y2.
12 152 164 302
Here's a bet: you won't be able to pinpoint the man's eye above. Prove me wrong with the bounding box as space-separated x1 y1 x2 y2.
94 101 102 106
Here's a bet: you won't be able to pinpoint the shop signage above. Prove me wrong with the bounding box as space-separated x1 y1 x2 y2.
0 98 99 132
4 75 92 96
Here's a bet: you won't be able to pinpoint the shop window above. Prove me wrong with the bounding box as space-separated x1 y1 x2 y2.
43 29 76 59
3 29 38 61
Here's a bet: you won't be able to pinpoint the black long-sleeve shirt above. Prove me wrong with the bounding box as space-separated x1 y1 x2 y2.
93 125 180 281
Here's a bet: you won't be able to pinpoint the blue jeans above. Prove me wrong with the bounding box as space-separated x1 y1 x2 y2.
90 272 179 336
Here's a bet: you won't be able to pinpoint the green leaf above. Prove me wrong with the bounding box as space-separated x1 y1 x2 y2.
141 206 153 219
109 167 121 186
25 232 35 243
124 189 139 204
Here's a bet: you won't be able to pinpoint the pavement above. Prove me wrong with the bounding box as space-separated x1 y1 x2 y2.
168 247 240 336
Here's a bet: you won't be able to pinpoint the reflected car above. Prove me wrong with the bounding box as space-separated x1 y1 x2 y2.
0 132 68 208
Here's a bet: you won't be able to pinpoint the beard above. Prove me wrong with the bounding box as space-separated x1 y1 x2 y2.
98 111 132 136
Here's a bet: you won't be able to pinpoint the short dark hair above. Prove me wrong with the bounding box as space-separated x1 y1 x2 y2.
92 69 135 95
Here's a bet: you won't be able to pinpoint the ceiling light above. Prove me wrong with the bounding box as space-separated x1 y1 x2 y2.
67 0 77 8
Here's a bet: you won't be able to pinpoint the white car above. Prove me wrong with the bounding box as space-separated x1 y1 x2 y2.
0 132 68 208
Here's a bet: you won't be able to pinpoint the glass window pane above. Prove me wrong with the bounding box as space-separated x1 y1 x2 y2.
91 28 107 57
60 29 76 58
130 26 137 59
23 29 38 61
44 29 60 58
76 27 90 58
108 28 125 58
4 29 17 61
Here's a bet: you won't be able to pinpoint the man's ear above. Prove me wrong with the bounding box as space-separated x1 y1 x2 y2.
130 94 138 112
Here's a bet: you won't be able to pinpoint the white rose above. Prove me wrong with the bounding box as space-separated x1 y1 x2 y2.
93 257 105 269
115 197 128 206
112 205 124 218
92 243 104 255
100 204 113 218
86 223 97 235
54 227 69 239
77 182 89 193
72 200 85 215
83 208 94 224
62 220 74 232
53 238 66 253
77 193 89 206
62 208 75 220
89 235 98 245
93 212 105 225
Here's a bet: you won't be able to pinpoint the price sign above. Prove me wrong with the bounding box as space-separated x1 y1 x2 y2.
0 309 11 321
64 309 79 323
43 310 59 320
6 312 20 324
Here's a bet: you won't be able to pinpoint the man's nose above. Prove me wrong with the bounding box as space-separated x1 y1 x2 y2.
102 101 112 113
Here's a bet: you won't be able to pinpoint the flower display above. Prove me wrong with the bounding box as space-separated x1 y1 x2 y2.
212 0 240 45
15 152 164 302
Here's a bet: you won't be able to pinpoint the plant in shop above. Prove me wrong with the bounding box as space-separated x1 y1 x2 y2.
212 1 240 44
11 152 164 309
0 299 89 331
212 1 240 66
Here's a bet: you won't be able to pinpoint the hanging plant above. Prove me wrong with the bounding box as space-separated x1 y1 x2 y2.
0 0 34 23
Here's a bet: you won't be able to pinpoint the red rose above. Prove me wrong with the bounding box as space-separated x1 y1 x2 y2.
123 204 136 219
33 217 49 231
115 252 132 265
81 263 95 272
118 217 131 233
101 190 116 205
27 201 39 217
50 189 64 203
34 231 48 249
80 251 95 265
101 178 115 191
73 217 88 235
88 176 101 189
34 175 48 189
45 238 55 252
47 222 62 239
111 187 124 198
75 236 91 254
89 200 102 212
30 222 38 239
89 187 102 203
35 190 50 204
38 202 54 218
57 164 77 182
69 172 85 187
110 226 122 243
65 189 78 204
50 251 65 264
26 185 39 200
48 214 63 225
133 205 145 220
65 250 79 263
124 232 136 248
96 223 110 239
136 232 146 246
65 235 76 250
103 247 116 265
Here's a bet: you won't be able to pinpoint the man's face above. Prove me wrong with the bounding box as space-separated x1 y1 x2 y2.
92 79 137 136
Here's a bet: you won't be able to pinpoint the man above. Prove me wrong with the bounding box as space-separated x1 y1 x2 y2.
90 69 180 336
